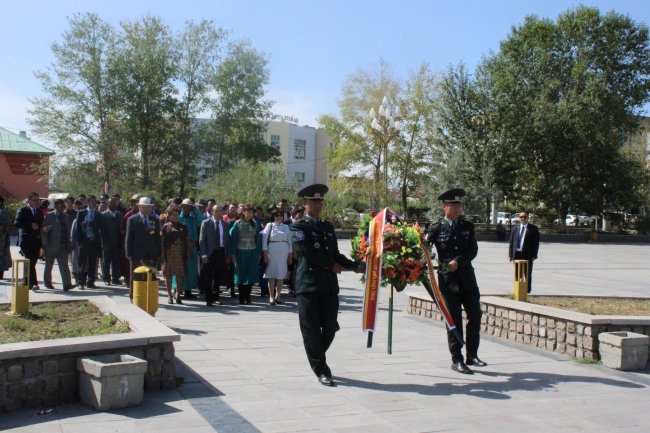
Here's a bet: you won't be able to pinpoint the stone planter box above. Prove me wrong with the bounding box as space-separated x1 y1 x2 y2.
78 354 147 410
409 293 650 363
0 296 180 413
598 332 649 371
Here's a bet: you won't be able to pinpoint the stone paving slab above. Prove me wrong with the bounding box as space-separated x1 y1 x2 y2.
1 242 649 432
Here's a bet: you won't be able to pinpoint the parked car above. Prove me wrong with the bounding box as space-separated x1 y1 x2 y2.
553 214 578 225
337 208 362 224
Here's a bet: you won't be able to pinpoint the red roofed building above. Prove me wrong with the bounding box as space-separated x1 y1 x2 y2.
0 127 55 200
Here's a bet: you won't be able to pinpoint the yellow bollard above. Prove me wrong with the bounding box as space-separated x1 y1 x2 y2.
133 265 159 316
513 260 529 302
11 259 31 315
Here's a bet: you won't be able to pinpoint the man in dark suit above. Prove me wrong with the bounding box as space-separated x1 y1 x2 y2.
75 195 103 289
125 196 161 300
101 195 123 285
426 188 485 375
290 184 364 386
14 192 44 291
199 205 231 307
41 199 74 291
509 210 540 293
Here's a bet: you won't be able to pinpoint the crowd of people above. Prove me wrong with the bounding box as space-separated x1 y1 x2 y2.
7 191 306 307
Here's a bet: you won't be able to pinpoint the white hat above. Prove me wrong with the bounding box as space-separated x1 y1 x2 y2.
138 197 154 206
181 198 195 206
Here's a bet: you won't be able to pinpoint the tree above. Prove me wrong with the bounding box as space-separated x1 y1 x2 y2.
172 20 228 196
319 60 403 209
29 13 119 192
207 40 278 173
392 63 441 217
111 16 179 191
199 161 296 206
482 6 650 230
436 63 517 226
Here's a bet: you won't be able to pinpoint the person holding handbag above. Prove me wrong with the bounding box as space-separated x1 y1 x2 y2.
262 210 292 305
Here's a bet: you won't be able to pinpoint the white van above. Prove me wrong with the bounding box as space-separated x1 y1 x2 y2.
47 192 70 209
490 212 509 224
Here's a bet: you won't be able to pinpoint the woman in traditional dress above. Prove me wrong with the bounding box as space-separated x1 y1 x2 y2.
160 205 190 304
229 204 261 305
262 210 292 305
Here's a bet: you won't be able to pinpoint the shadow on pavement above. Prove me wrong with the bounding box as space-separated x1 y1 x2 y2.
335 369 645 400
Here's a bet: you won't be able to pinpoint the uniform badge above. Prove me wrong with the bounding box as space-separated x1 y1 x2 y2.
461 230 470 236
313 242 320 249
293 231 305 241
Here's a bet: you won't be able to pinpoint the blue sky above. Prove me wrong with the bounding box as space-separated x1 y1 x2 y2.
1 0 648 141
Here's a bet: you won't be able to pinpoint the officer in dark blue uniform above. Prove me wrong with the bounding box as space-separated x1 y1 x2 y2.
291 184 363 386
426 188 487 374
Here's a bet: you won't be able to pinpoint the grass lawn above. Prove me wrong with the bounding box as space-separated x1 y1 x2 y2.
0 301 130 344
527 296 650 316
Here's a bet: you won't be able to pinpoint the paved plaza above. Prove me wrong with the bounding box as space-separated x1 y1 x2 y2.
0 240 649 432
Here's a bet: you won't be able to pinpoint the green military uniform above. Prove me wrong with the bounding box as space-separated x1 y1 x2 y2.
291 184 356 384
426 188 483 370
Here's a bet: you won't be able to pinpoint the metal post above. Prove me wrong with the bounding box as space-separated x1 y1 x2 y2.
387 284 394 354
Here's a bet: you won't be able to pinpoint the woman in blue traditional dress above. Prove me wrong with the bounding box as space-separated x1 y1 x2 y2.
230 205 261 305
180 199 204 299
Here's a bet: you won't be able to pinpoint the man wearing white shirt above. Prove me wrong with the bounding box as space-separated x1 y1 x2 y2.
509 210 540 293
199 205 231 307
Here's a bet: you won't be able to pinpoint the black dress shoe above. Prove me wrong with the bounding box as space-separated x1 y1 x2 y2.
451 360 473 374
175 298 183 305
44 283 55 290
466 356 487 367
318 374 334 386
184 293 197 299
86 282 96 288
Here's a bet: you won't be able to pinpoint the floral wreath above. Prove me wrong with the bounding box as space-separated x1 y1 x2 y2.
350 210 427 292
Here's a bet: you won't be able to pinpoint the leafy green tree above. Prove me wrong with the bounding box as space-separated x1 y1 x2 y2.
111 16 179 190
392 63 441 217
206 40 278 173
319 60 402 209
172 20 228 196
199 161 296 206
29 13 119 192
482 6 650 230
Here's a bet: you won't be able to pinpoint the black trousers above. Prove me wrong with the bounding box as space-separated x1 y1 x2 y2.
77 240 99 285
513 252 534 293
102 245 122 283
441 285 482 363
20 245 40 288
238 284 252 303
201 249 226 305
297 291 340 377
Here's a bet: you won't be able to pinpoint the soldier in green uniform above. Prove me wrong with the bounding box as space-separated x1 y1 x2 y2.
291 184 364 386
426 188 487 374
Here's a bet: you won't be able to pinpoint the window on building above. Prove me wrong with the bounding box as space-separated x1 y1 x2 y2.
271 135 280 149
294 139 306 160
294 172 305 183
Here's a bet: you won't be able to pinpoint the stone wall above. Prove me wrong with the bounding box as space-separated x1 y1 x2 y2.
0 342 176 412
409 294 650 362
0 297 180 413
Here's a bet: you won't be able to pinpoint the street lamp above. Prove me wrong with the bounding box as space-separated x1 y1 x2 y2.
368 96 402 354
369 95 402 208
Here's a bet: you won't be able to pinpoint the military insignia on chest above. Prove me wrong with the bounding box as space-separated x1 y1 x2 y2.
293 231 305 241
